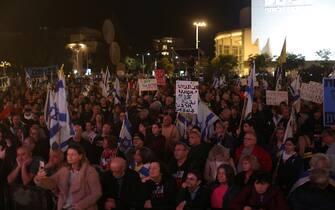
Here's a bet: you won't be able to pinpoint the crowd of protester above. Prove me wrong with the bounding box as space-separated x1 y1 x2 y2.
0 76 335 210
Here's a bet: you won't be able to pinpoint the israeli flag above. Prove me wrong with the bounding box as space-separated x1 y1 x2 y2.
101 67 111 97
176 113 193 139
288 75 301 113
197 101 219 141
244 63 256 119
45 71 74 151
119 113 132 151
113 76 122 105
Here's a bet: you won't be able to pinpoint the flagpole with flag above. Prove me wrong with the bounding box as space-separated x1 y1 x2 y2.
275 38 287 91
45 65 74 151
244 62 256 119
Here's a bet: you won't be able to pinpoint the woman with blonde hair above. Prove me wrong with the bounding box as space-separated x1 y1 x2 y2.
204 144 236 183
235 155 260 187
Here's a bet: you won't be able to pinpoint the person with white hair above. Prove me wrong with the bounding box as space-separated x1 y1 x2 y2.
289 169 335 210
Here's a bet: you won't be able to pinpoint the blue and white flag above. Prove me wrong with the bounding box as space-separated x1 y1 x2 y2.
275 66 283 91
25 70 32 89
113 76 121 105
284 108 297 141
119 113 132 151
212 75 226 89
176 112 193 139
101 67 111 97
45 70 74 151
197 101 220 141
244 63 256 119
288 75 301 112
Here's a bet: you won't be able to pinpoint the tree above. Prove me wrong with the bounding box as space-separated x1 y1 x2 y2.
210 55 238 78
315 49 333 75
159 57 174 77
248 53 272 72
283 53 305 72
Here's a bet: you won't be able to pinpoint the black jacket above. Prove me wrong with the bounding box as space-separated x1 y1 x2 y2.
103 169 145 210
177 185 211 210
275 153 304 195
289 182 335 210
144 176 177 209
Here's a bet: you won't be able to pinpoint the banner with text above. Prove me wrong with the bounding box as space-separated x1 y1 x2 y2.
301 81 323 104
266 90 288 106
323 78 335 126
138 79 158 92
154 69 166 86
176 80 199 114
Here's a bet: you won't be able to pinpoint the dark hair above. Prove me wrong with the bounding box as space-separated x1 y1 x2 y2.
216 164 235 186
66 144 87 168
243 119 255 128
187 169 203 181
253 171 272 184
151 160 169 176
135 147 155 164
103 136 117 148
285 137 297 145
175 142 190 151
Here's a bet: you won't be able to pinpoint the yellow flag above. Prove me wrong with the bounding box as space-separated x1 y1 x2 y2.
278 38 286 64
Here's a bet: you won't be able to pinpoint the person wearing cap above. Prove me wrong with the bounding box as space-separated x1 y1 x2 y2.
124 132 154 165
176 170 210 210
230 171 289 210
188 126 212 173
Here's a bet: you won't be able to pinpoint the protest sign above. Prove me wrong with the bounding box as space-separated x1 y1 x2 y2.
323 78 335 126
138 79 158 92
154 69 166 86
266 90 288 106
301 82 323 104
176 80 199 114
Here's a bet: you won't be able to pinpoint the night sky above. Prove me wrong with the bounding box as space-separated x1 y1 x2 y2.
0 0 250 56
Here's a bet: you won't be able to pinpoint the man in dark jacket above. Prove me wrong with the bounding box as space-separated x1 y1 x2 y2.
289 168 335 210
103 157 145 210
188 127 211 172
176 170 210 210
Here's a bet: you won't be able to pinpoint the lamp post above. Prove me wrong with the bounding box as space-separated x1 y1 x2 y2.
67 43 87 75
137 52 151 74
0 61 11 76
193 21 206 74
193 21 206 49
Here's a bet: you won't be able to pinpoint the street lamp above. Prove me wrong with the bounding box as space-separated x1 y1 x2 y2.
136 52 151 74
193 21 206 49
67 43 87 75
0 61 11 76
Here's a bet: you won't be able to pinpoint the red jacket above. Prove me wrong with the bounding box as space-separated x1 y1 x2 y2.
235 145 273 172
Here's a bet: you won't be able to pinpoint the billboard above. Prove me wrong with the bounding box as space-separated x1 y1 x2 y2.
252 0 335 60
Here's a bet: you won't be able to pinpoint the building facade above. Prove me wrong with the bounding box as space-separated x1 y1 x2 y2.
214 28 259 76
153 37 184 56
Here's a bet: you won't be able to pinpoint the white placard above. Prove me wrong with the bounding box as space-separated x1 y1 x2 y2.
301 82 323 104
176 80 199 114
266 90 289 106
138 79 158 92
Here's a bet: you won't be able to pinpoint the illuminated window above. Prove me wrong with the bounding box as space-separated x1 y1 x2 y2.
162 45 168 50
223 46 230 55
